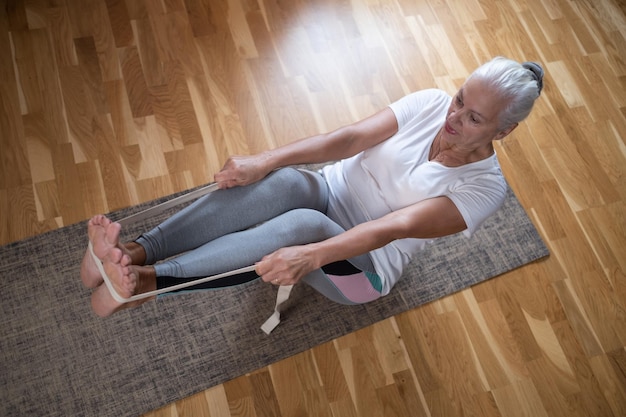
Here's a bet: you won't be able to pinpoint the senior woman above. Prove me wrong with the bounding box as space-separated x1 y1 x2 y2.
82 57 544 317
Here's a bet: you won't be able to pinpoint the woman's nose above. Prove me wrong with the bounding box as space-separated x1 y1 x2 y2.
448 110 461 127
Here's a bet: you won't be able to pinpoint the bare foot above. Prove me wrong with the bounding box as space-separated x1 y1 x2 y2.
90 248 154 317
90 248 133 317
80 215 123 288
90 247 156 317
81 216 148 289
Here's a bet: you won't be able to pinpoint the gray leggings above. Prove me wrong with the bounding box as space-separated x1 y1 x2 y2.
135 168 378 304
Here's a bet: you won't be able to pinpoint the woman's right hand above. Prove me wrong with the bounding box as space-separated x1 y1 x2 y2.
214 154 273 189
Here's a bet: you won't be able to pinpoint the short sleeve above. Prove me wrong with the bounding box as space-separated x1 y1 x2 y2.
388 89 451 129
446 173 508 236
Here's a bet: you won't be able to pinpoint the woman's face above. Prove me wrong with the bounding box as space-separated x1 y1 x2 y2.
443 78 517 151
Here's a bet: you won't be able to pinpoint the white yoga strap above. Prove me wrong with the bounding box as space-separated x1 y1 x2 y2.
118 183 219 227
88 182 292 333
261 285 294 335
88 240 257 303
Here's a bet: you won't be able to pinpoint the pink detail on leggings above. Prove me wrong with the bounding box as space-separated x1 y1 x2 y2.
327 272 382 304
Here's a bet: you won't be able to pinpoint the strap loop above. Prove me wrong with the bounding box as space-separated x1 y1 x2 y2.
261 285 294 334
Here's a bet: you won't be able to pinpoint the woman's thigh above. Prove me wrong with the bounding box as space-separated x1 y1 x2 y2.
139 168 329 263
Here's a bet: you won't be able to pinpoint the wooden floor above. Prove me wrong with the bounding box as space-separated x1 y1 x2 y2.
2 0 625 416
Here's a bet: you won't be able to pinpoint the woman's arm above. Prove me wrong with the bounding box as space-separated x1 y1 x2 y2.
255 196 467 285
214 107 399 189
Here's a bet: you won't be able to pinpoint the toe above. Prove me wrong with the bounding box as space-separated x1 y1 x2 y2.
106 247 123 263
120 253 132 267
105 222 121 245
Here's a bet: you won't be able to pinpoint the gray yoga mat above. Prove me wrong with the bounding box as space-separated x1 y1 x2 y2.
0 184 548 417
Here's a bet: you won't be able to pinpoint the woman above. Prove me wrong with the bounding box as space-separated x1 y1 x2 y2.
81 57 544 317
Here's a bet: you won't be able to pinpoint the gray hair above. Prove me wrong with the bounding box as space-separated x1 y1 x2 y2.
467 57 544 129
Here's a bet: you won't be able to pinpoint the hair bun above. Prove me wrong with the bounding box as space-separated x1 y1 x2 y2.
522 61 544 95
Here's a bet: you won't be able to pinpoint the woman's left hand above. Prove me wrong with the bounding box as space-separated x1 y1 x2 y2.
255 246 317 286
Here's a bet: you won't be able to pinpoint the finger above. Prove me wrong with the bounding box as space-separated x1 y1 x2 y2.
217 180 236 190
255 262 272 282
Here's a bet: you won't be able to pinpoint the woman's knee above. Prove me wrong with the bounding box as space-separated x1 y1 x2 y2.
268 168 328 211
277 209 344 241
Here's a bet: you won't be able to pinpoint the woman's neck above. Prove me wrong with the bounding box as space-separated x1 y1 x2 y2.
428 129 494 167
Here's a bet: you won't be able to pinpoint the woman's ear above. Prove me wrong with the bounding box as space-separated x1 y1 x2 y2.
496 123 518 140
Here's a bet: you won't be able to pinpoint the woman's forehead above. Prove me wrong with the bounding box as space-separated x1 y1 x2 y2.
457 79 507 121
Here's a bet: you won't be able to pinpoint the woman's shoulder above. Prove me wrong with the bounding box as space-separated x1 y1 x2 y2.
393 88 449 104
388 89 451 128
389 88 450 112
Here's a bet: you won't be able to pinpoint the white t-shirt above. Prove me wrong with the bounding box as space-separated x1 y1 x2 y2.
321 89 508 295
